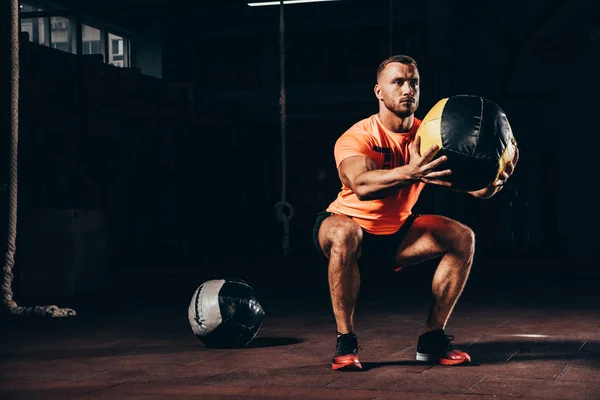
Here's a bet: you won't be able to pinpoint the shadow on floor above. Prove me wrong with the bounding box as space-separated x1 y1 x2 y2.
245 336 304 348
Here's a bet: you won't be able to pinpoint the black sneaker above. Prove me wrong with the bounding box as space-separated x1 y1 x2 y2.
416 329 471 365
332 333 362 370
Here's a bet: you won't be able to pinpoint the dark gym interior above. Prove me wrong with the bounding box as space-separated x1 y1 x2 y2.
1 0 599 399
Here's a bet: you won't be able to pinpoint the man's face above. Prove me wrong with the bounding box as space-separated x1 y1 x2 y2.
376 62 420 118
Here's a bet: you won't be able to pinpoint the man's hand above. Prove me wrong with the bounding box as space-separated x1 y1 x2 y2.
470 145 520 198
408 135 452 186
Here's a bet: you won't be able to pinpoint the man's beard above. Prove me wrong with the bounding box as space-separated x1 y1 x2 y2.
384 98 417 118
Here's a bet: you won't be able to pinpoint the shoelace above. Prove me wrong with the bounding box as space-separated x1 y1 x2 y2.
439 333 456 351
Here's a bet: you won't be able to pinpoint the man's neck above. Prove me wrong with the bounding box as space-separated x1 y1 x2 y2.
378 110 414 133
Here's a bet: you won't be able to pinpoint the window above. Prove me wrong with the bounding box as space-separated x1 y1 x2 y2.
50 16 75 53
108 33 127 68
82 24 103 56
20 4 47 45
19 2 130 66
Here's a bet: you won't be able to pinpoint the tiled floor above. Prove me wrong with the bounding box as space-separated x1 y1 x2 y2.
1 263 599 400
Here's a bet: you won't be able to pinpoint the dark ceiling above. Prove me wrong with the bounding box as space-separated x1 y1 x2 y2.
24 0 600 54
40 0 269 12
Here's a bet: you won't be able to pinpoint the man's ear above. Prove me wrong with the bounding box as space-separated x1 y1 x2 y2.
374 84 382 100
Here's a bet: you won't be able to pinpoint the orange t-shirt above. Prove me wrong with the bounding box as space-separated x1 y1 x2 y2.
326 114 425 235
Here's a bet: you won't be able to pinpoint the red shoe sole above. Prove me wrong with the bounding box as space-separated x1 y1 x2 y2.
332 355 362 370
438 356 471 365
417 351 472 365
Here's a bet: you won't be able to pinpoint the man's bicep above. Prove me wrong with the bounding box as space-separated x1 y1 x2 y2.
338 155 377 190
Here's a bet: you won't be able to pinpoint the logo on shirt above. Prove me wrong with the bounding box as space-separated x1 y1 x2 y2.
373 145 392 169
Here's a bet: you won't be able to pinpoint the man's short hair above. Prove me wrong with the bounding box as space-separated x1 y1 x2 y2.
376 55 418 81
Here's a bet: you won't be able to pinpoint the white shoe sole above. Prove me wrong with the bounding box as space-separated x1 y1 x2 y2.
416 352 435 362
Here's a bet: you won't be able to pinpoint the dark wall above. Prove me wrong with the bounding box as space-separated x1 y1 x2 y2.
0 35 193 296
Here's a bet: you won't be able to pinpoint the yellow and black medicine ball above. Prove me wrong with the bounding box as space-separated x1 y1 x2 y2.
416 94 517 192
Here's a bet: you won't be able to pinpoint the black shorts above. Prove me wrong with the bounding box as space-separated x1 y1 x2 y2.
312 210 420 268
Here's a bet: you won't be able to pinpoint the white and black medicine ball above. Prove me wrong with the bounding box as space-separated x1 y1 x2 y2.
416 94 518 192
188 279 265 348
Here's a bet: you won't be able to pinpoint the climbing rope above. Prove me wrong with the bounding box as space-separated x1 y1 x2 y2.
274 0 294 257
2 0 75 318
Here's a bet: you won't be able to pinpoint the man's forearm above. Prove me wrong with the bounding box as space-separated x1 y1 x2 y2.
353 166 416 200
469 185 503 199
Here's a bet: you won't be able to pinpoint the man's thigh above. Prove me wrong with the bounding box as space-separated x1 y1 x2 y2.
394 214 462 266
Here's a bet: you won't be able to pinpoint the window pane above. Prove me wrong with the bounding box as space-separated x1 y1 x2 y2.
50 16 74 53
111 39 119 54
82 24 103 56
21 17 47 45
91 41 102 54
108 33 125 67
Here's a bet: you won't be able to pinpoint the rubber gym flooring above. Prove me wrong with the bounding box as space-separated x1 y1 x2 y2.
1 256 599 400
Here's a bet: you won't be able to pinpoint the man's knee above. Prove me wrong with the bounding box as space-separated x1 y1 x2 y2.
448 221 475 257
332 224 363 249
320 215 363 255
